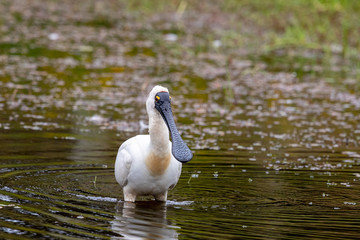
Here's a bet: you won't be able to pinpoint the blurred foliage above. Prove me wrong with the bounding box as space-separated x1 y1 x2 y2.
119 0 360 58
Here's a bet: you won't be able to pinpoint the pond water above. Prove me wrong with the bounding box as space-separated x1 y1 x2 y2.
1 121 360 239
1 1 360 239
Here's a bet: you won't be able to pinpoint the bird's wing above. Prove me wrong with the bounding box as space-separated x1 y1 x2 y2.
114 142 133 187
169 161 182 190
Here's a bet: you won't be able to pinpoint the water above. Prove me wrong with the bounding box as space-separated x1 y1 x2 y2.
1 0 360 239
1 130 360 239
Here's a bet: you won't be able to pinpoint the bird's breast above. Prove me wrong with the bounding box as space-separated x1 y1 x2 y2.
145 151 172 176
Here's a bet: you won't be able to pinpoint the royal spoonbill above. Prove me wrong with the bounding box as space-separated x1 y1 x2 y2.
115 85 193 202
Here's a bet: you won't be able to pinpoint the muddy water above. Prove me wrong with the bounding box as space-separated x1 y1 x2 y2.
1 0 360 239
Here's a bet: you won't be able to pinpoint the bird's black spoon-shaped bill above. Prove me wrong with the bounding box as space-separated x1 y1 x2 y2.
155 92 193 163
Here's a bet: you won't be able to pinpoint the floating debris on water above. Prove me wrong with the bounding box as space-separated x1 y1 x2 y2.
212 40 222 48
48 33 59 41
164 33 178 41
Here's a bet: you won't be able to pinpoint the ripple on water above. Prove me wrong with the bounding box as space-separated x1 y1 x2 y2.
1 127 360 239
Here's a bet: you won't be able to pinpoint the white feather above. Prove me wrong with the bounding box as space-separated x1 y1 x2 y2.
115 86 183 202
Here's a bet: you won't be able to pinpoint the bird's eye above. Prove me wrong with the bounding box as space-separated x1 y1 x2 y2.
155 95 160 102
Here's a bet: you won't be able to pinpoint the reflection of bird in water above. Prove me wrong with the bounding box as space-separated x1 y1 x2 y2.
111 201 179 240
115 86 192 202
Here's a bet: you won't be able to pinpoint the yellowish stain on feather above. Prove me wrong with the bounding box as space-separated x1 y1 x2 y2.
146 151 171 176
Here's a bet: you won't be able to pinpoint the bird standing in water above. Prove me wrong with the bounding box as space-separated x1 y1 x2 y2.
115 86 193 202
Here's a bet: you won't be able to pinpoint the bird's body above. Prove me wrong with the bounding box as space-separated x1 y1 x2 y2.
115 86 192 202
115 135 182 202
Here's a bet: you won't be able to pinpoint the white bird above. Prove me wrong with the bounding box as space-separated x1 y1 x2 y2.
115 85 193 202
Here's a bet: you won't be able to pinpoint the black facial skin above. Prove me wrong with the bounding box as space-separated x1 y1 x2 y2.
155 92 193 163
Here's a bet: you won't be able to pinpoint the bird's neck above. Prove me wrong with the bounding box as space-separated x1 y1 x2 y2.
149 115 170 156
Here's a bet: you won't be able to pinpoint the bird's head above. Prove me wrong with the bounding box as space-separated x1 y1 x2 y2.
145 85 192 163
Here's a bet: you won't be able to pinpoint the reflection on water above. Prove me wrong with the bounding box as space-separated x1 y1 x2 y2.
112 201 179 240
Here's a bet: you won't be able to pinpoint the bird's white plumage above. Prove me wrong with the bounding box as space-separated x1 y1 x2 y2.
115 86 183 202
